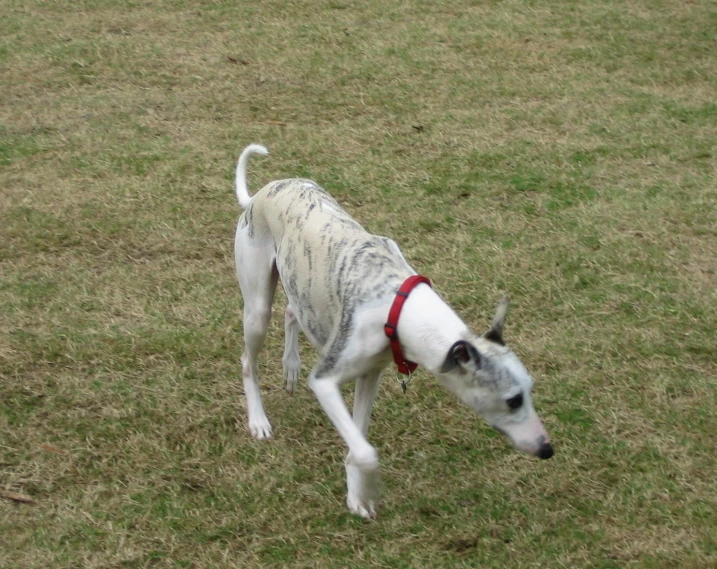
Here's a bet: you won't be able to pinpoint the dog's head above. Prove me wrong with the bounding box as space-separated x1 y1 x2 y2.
435 297 553 459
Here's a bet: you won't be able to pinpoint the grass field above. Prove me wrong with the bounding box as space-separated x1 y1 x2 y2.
1 0 716 567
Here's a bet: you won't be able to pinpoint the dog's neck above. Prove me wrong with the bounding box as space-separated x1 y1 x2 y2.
395 283 470 374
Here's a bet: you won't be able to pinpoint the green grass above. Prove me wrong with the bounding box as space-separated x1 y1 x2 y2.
1 0 716 567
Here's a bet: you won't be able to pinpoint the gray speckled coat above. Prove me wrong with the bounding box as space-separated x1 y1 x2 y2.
238 179 414 365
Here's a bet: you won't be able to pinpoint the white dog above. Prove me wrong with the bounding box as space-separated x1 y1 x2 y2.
233 144 553 519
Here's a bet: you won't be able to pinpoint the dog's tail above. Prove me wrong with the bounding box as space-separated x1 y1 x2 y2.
235 144 269 209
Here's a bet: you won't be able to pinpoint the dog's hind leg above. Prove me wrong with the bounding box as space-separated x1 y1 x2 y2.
236 234 279 440
282 304 301 394
346 369 382 519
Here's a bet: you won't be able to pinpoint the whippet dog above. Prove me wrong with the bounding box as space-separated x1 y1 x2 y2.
233 144 553 519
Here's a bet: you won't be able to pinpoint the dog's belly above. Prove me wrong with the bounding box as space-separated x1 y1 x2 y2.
275 235 344 350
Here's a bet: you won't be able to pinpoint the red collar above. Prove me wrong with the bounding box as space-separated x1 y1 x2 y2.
384 275 432 375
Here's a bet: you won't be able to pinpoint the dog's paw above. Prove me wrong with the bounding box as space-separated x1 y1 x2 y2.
347 493 377 520
346 460 379 520
248 417 273 440
282 358 300 394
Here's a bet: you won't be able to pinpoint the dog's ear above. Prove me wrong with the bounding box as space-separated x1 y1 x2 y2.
440 340 481 373
484 296 509 345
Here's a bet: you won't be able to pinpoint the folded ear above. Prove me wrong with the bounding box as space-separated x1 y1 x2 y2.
484 296 509 345
440 340 481 373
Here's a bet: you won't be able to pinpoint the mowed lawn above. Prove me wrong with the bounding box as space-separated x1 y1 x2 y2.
1 0 716 567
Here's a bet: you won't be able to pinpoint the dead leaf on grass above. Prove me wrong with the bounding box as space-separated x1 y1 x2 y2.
2 491 36 505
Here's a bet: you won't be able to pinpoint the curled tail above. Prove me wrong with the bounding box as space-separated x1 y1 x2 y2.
235 144 269 208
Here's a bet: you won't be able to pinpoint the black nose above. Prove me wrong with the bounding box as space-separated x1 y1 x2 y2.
537 442 554 460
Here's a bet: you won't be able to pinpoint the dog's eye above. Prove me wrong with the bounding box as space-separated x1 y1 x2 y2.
505 393 524 410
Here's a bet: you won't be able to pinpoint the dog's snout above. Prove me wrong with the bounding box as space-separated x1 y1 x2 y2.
537 441 554 460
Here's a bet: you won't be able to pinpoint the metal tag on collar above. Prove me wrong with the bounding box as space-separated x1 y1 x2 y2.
396 367 413 394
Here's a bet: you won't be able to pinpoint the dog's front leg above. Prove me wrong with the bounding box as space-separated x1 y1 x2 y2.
310 372 379 519
345 370 381 519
